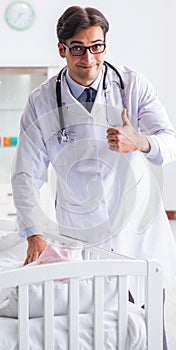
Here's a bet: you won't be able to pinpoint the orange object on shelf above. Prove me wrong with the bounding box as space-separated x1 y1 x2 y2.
3 137 11 147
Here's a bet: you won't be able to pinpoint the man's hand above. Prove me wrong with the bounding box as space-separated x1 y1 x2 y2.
106 108 150 153
24 235 47 265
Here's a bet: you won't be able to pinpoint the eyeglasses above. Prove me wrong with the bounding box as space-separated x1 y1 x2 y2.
62 42 106 56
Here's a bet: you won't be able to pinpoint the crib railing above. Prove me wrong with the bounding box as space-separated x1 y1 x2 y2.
0 220 163 350
0 255 163 350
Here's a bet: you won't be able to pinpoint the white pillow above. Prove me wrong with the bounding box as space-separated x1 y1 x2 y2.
0 231 22 253
0 276 118 318
0 239 27 274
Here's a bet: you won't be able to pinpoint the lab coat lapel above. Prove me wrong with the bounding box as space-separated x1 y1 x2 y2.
61 78 95 127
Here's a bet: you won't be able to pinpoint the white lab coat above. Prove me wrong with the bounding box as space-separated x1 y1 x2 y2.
11 65 176 289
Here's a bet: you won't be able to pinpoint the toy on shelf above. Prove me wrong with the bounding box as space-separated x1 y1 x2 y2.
0 136 18 147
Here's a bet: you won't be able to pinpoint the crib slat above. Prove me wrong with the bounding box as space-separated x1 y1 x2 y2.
44 280 54 350
118 276 128 350
69 278 79 350
18 285 29 350
94 276 104 349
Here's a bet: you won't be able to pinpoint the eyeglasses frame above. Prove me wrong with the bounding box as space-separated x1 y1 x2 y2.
61 42 106 56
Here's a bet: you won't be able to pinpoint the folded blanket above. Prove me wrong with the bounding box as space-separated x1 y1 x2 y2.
36 242 83 265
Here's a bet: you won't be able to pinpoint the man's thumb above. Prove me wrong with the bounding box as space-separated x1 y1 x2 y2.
121 108 130 126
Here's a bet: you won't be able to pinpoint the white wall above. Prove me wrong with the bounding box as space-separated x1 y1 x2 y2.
1 0 176 208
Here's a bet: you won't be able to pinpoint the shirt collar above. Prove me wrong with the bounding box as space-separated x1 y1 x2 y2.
65 68 103 99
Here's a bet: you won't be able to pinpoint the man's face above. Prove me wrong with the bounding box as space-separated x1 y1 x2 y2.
58 26 106 86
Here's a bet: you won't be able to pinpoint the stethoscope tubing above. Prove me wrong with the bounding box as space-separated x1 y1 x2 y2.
56 61 125 143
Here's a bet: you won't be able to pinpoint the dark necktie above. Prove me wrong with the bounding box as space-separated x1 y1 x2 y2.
85 87 93 102
84 87 95 112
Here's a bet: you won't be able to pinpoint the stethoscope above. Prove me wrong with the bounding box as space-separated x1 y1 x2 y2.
56 61 126 144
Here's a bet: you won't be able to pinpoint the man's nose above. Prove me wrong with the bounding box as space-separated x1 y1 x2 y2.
81 48 93 61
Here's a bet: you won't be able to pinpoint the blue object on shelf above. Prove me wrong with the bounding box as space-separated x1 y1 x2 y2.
10 137 18 146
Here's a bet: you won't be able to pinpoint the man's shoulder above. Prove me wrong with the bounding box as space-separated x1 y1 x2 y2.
30 74 58 99
113 64 142 81
106 63 143 90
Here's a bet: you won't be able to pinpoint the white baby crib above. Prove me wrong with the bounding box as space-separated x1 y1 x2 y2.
0 218 163 350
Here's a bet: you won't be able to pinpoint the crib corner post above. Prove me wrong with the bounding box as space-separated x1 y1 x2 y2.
146 260 163 350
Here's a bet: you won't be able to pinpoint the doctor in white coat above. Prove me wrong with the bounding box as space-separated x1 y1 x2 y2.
11 6 176 347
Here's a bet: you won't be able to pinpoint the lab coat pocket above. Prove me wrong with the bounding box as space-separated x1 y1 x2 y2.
105 104 123 127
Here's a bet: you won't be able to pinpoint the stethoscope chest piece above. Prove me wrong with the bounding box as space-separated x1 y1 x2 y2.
58 128 69 144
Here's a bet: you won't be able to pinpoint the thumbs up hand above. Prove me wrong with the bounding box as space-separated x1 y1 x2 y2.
106 109 150 153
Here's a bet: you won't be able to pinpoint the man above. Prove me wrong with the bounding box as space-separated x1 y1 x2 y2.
12 7 176 348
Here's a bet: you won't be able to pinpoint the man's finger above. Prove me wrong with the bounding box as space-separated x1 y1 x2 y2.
107 127 120 135
121 108 130 126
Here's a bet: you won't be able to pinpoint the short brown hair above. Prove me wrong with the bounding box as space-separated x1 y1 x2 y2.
56 6 109 42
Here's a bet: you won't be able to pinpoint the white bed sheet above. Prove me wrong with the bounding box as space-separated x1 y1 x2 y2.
0 307 146 350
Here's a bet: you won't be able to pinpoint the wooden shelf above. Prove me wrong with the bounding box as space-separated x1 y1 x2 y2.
166 211 176 220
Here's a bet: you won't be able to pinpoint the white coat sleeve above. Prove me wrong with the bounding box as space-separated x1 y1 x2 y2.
11 95 50 238
136 73 176 165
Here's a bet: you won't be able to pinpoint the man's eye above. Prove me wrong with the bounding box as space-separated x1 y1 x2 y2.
92 44 101 51
72 46 83 51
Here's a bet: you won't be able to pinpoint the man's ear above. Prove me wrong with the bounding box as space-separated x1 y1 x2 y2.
58 42 65 58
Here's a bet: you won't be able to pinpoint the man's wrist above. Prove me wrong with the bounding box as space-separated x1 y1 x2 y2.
27 234 44 241
138 134 151 153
